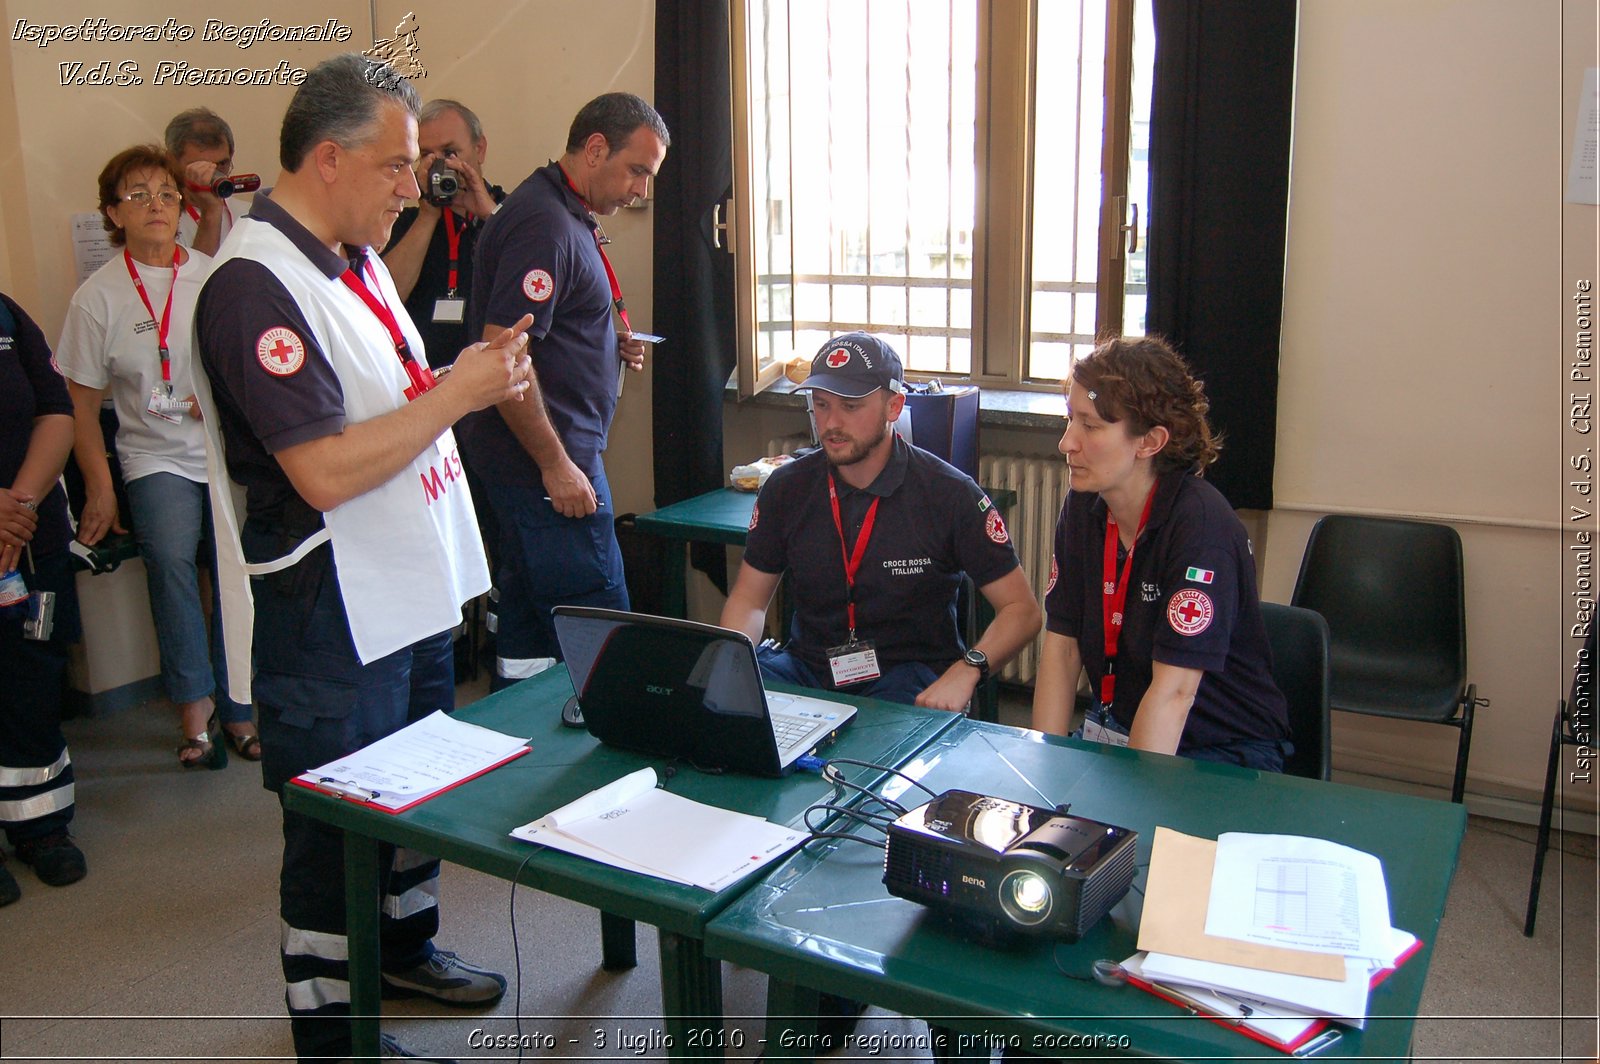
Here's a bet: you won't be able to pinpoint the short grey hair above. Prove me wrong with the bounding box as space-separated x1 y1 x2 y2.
279 54 421 172
564 92 670 154
165 107 235 157
419 99 484 144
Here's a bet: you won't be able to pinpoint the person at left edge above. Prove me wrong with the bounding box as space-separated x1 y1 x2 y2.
0 291 85 905
466 93 668 690
193 54 534 1064
381 98 505 368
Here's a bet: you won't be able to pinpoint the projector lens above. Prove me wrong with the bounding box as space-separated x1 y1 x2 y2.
1000 869 1053 926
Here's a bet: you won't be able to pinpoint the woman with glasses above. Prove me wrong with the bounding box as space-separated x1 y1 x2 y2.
55 145 258 769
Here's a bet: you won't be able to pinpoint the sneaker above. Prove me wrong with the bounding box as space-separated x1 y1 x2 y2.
378 1032 459 1062
0 854 19 906
15 832 86 887
381 950 506 1007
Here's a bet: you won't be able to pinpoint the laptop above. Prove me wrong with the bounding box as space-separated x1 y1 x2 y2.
552 606 857 777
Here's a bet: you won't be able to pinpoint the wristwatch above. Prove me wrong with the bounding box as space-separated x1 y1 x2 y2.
962 647 989 682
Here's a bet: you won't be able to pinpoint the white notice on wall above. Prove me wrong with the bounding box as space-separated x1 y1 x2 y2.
1567 67 1599 205
71 212 116 284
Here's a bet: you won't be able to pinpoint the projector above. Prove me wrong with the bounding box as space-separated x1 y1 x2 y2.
882 789 1137 942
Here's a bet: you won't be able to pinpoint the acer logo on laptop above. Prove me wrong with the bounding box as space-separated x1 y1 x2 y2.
645 684 674 697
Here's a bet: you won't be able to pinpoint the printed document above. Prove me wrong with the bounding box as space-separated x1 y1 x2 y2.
1205 832 1392 959
512 768 805 892
294 710 530 812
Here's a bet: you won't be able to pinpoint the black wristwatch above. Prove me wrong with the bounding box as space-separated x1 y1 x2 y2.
962 647 989 682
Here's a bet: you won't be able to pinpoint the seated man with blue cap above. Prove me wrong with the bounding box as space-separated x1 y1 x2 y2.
720 332 1041 711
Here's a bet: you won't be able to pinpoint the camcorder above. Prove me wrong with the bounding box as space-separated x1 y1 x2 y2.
210 172 261 199
425 158 459 207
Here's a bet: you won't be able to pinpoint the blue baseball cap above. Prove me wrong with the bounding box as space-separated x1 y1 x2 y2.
796 332 906 398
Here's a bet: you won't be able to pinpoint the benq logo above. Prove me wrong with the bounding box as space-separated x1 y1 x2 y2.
645 685 673 697
961 874 986 888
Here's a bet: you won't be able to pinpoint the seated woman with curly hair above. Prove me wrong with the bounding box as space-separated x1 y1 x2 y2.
1031 336 1290 770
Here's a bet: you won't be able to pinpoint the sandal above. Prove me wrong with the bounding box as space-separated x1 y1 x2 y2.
226 728 263 762
177 713 228 771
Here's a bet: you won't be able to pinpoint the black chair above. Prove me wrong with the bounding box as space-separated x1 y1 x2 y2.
1291 515 1487 803
1523 627 1595 936
1261 602 1332 781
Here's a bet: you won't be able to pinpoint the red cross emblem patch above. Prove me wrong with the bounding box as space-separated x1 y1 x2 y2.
748 503 759 531
1045 554 1058 595
824 348 851 368
256 327 305 376
522 268 554 303
985 509 1009 544
1167 589 1214 636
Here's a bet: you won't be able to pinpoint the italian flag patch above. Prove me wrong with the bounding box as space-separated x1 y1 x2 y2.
1185 566 1215 584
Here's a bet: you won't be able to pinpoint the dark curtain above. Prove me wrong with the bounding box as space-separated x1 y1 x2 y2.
653 0 738 591
1145 0 1296 511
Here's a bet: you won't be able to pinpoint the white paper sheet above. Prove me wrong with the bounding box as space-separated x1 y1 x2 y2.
512 770 806 892
1568 67 1599 205
1121 952 1325 1046
1205 832 1392 959
296 710 530 810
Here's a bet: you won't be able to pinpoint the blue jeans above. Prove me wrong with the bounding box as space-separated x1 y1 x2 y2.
124 472 248 723
755 646 940 707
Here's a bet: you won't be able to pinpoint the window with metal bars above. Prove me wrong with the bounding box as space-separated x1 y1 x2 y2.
729 0 1152 395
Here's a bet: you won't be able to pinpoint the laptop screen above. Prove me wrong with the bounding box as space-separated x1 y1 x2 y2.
554 608 785 774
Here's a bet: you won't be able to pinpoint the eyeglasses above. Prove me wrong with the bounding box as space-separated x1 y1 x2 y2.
121 190 181 208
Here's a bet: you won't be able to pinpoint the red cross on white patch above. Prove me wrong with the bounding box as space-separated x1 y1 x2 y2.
748 503 759 531
985 509 1009 544
256 327 306 377
1167 589 1214 636
1045 554 1058 595
522 268 554 303
824 348 851 368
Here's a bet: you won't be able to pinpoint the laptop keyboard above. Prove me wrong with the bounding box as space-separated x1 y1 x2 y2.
770 713 818 750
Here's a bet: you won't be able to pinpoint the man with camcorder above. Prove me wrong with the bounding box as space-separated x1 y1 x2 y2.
165 107 259 256
382 99 505 368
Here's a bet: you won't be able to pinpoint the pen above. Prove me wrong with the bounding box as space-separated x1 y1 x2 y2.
318 777 382 802
542 497 607 508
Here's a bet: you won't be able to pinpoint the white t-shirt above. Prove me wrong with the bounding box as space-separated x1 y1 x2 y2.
55 248 213 484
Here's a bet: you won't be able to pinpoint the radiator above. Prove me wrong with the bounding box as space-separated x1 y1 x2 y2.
979 453 1069 684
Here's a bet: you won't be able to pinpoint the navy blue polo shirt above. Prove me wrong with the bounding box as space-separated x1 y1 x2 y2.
383 183 505 367
743 436 1021 675
464 162 618 485
0 293 72 555
196 194 351 524
1044 470 1289 751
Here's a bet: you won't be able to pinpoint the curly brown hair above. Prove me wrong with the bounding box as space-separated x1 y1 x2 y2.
97 145 184 247
1066 335 1221 474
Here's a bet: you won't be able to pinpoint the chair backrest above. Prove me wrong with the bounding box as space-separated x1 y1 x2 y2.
1290 515 1466 711
1261 602 1332 781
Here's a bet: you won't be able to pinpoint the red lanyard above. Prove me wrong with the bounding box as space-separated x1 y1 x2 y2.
442 209 467 296
183 200 233 226
123 248 178 385
338 255 435 401
827 472 881 642
1100 484 1158 706
559 166 634 333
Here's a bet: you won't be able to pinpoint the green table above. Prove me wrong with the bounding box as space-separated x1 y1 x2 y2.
704 718 1467 1062
281 668 962 1061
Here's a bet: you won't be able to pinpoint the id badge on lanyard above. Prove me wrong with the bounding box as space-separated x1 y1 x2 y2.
1081 703 1131 748
432 210 467 324
826 472 882 687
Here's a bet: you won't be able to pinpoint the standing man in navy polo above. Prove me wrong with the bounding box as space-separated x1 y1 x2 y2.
720 333 1042 711
194 55 534 1063
382 99 505 368
467 93 669 690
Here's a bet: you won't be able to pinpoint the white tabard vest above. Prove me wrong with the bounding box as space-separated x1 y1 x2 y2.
193 215 489 704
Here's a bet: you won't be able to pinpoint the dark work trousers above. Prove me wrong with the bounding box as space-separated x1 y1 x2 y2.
247 530 455 1063
0 549 80 846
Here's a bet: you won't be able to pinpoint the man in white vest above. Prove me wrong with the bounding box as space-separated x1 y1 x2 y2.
194 55 534 1064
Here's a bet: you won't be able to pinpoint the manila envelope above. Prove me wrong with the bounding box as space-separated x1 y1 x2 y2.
1137 826 1345 980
